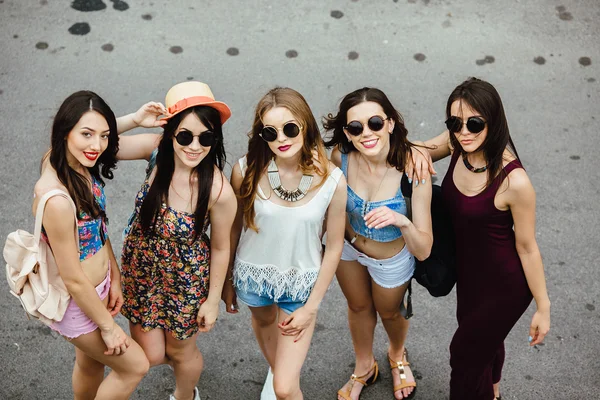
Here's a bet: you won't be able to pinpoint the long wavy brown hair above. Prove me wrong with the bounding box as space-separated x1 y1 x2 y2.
240 87 330 232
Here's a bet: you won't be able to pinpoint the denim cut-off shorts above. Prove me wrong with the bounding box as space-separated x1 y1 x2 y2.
341 239 415 288
235 281 306 315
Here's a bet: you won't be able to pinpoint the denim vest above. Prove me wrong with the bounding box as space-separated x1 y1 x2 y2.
341 152 406 242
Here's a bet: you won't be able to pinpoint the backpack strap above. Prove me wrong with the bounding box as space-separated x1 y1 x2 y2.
34 189 79 248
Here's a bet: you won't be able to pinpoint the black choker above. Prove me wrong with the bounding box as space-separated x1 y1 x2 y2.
462 152 487 173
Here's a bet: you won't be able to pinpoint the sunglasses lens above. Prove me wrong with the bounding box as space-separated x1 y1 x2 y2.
345 121 363 136
445 117 461 133
199 131 216 147
175 131 193 146
283 123 300 138
367 116 385 132
466 117 485 134
260 127 278 142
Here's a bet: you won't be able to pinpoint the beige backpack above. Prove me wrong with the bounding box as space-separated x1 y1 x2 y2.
4 189 78 326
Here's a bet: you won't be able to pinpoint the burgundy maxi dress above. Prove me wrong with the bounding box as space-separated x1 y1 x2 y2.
442 150 533 400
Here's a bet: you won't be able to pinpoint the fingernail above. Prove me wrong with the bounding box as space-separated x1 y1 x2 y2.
408 178 412 184
415 180 419 187
528 336 533 342
421 179 426 185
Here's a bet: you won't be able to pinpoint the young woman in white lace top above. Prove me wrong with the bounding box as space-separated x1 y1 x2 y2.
221 87 347 399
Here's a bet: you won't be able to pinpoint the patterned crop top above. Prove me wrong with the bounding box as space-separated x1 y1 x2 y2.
341 152 407 243
41 175 108 261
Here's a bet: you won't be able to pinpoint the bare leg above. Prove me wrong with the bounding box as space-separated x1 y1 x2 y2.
372 280 415 400
72 347 104 400
272 308 317 400
130 323 169 367
70 329 149 400
336 260 378 400
249 304 280 368
165 331 203 400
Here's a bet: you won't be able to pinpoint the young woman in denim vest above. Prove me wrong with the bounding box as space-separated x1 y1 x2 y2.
34 91 149 399
410 78 550 400
221 87 347 400
324 88 433 400
115 82 237 400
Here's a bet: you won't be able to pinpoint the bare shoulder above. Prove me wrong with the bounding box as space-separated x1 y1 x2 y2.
210 167 235 206
330 146 343 168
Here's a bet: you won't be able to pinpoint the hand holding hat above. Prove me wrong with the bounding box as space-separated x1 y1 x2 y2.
132 101 171 128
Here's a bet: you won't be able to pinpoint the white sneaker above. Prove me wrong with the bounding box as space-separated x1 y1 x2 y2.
169 387 200 400
260 368 276 400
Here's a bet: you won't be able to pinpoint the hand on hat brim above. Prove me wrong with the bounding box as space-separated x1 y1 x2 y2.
133 101 171 128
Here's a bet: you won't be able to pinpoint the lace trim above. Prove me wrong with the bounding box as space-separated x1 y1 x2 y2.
233 259 319 302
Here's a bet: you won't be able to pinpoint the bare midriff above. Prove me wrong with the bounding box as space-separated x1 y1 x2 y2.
345 221 406 260
80 246 110 286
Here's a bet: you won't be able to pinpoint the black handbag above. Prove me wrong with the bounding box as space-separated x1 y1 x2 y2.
401 175 456 297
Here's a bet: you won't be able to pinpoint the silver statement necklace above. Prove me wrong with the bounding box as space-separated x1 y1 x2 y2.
267 159 313 202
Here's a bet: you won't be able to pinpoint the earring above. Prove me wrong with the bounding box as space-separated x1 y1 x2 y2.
347 137 352 142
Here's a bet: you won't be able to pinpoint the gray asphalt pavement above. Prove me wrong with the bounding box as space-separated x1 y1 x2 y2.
1 1 599 399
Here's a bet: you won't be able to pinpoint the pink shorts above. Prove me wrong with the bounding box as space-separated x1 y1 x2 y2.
50 266 112 339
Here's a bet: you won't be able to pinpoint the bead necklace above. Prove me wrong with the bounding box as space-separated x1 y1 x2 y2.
267 159 313 202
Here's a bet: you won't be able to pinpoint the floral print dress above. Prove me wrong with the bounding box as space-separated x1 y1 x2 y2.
121 154 210 340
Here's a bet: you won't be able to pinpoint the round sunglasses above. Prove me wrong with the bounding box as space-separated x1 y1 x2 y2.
175 130 217 147
259 122 301 142
344 115 389 136
445 116 486 134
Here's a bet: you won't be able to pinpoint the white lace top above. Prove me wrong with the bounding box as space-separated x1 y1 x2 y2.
233 156 343 301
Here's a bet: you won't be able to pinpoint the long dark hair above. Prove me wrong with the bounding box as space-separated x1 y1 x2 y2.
239 87 330 232
48 90 118 219
446 77 520 188
323 87 414 171
139 106 225 240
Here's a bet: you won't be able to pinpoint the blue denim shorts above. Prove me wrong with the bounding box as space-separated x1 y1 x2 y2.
235 285 305 315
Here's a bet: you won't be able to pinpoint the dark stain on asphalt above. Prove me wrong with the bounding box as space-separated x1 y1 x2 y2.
286 49 298 58
36 41 49 50
556 5 573 21
110 0 129 11
525 375 533 380
13 34 18 38
588 78 596 83
476 55 495 65
533 56 546 65
101 43 114 52
348 51 359 60
442 20 451 28
226 47 240 56
170 46 183 54
570 155 580 160
414 53 426 62
586 303 596 311
0 90 3 95
40 0 48 5
142 13 152 20
314 323 325 332
558 261 565 265
579 57 592 66
331 10 344 19
187 76 194 80
69 22 91 35
71 0 106 12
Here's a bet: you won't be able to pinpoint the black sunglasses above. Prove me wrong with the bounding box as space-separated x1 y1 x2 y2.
175 130 217 147
445 116 486 134
259 122 301 142
344 115 389 136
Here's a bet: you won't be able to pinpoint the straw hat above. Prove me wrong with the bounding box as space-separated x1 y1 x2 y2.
164 81 231 124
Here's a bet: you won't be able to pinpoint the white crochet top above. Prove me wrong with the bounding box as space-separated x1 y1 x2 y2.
233 156 343 301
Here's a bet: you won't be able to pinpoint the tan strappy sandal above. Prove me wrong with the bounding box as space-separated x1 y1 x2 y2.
388 350 417 399
337 361 379 400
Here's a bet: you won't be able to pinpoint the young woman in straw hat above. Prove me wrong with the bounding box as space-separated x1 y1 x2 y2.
115 81 237 400
33 91 149 400
220 87 347 400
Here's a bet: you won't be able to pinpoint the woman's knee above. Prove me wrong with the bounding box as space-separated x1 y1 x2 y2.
273 374 299 399
347 299 375 315
377 307 403 322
